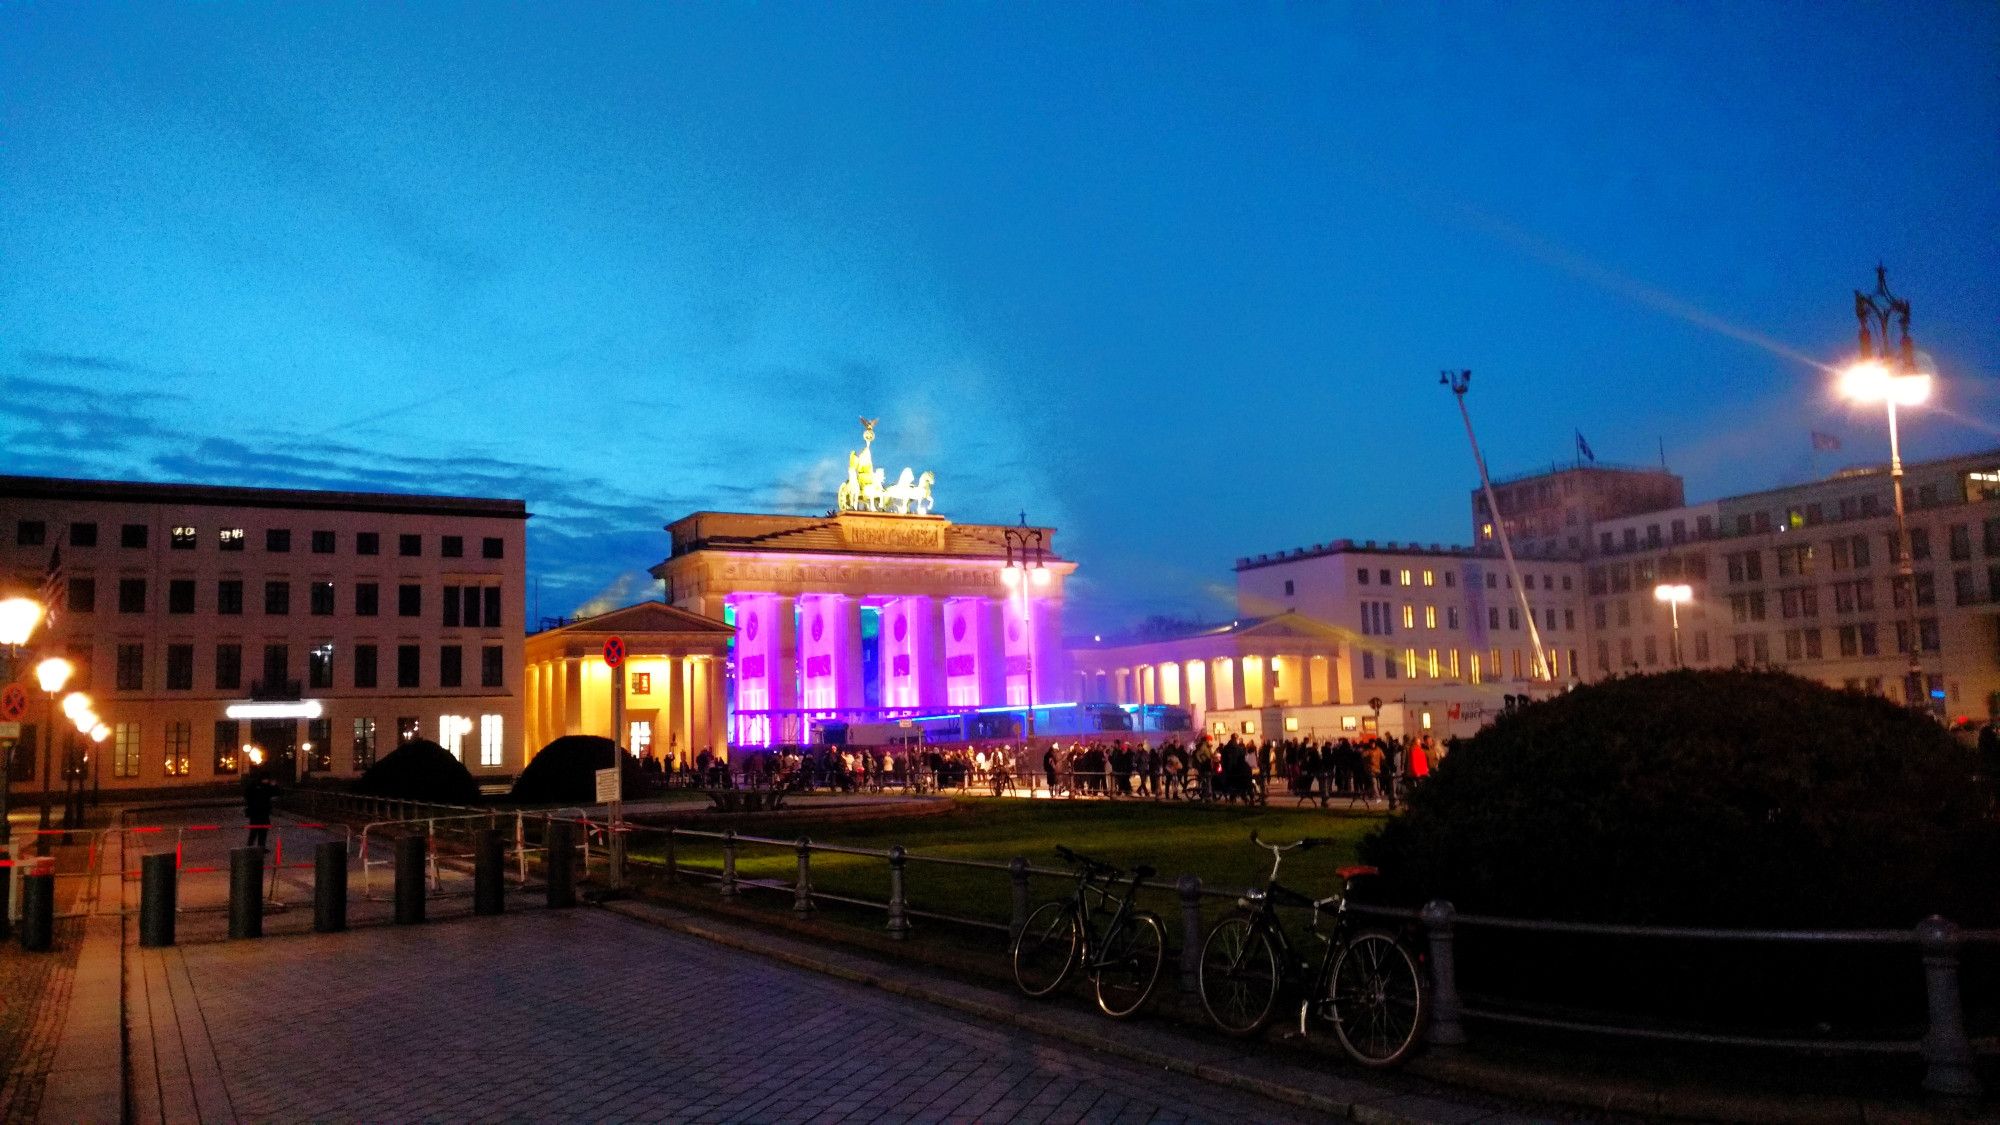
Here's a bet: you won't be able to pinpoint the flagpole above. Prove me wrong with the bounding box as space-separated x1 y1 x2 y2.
1445 370 1552 682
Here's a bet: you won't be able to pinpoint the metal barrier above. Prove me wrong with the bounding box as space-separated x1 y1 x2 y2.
355 812 541 901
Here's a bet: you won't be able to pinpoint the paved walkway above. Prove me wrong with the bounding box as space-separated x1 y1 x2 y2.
131 909 1334 1124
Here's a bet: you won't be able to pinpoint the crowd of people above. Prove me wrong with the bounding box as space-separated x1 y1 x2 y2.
642 732 1444 807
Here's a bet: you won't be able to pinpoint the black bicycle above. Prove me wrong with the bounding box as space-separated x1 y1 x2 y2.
1197 831 1426 1066
1011 845 1167 1019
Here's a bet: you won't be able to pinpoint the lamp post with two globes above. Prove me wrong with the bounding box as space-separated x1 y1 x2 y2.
1000 526 1050 747
0 596 46 847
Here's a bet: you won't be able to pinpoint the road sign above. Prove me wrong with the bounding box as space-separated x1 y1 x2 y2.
0 683 27 722
0 722 18 738
603 636 626 668
594 766 621 805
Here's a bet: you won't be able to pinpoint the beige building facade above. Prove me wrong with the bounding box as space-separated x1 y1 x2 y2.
522 601 732 764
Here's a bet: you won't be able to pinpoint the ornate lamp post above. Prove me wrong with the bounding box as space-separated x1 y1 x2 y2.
1653 584 1693 667
33 657 73 854
1841 266 1933 711
1000 527 1049 747
0 596 45 846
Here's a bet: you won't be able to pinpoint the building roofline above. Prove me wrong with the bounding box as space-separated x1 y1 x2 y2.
0 474 529 519
1235 537 1577 572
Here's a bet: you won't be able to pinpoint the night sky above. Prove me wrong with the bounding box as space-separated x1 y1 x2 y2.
4 3 1996 633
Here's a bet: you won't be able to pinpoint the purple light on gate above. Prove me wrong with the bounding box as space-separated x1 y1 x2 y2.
951 614 966 642
892 613 907 641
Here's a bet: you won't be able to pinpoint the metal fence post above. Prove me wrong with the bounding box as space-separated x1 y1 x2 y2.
719 830 738 898
426 819 441 891
229 846 264 939
1008 857 1030 942
664 826 677 885
139 852 175 948
394 835 426 925
0 844 13 943
610 827 628 891
886 845 910 939
793 838 814 916
1421 899 1467 1047
515 813 527 885
313 840 347 933
1917 915 1981 1102
1177 875 1203 994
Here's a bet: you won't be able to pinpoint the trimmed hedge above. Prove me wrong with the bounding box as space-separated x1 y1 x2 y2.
509 735 647 805
353 739 482 806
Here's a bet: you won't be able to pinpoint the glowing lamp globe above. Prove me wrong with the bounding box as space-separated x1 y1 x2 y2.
62 691 93 721
35 656 74 694
0 597 42 646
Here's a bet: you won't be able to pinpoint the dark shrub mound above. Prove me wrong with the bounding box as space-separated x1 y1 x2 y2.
1363 669 1993 929
354 739 482 805
509 735 645 805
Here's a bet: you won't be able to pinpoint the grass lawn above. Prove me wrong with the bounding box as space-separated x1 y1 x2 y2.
629 797 1388 931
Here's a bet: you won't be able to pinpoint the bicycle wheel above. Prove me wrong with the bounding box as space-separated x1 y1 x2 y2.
1198 916 1282 1036
1094 910 1166 1019
1327 931 1426 1067
1012 901 1080 998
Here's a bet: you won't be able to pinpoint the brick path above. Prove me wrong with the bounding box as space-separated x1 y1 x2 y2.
133 909 1326 1123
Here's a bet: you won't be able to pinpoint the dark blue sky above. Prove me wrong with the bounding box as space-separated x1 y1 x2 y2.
4 3 1996 631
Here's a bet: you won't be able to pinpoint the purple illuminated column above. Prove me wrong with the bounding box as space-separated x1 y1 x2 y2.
921 596 947 708
838 596 864 712
980 598 1009 706
1032 595 1064 705
775 595 798 712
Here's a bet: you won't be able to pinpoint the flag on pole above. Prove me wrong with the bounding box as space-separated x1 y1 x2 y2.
1810 431 1842 452
1575 431 1595 463
38 545 62 630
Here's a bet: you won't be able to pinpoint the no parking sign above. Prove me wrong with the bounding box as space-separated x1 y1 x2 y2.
0 683 27 722
603 636 626 668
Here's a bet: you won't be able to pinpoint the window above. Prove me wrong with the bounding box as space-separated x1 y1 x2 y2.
399 533 422 557
217 579 243 615
353 719 378 771
398 645 420 688
67 577 96 614
1859 623 1879 656
1563 609 1574 630
309 643 334 689
1956 569 1977 606
1448 607 1461 630
444 585 461 628
482 587 500 627
170 525 197 550
399 584 422 617
438 714 471 759
1838 625 1859 657
121 523 148 549
1422 569 1434 587
69 521 96 547
164 722 191 777
1447 572 1457 588
1356 568 1370 585
166 578 195 614
265 528 291 553
357 532 380 556
118 577 146 614
1508 607 1520 630
218 527 245 551
1360 651 1375 679
397 717 421 744
482 645 503 688
354 644 378 689
442 535 464 558
1948 524 1971 561
631 671 652 695
310 581 335 615
1643 637 1658 666
216 644 242 691
440 645 463 688
1909 527 1931 562
305 717 333 773
1399 569 1412 586
1424 605 1437 629
166 644 194 690
1282 579 1295 596
1489 607 1501 631
482 537 504 560
354 582 379 616
16 519 46 546
264 580 290 615
262 644 288 688
1401 604 1414 629
213 720 240 775
479 714 503 768
311 530 336 554
114 722 141 779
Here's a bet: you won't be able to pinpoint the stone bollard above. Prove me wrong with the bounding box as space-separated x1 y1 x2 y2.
229 846 265 939
139 852 176 948
1008 857 1030 942
20 856 56 952
393 835 426 925
1178 875 1204 994
1917 915 1982 1103
1420 899 1467 1047
545 821 576 909
793 838 815 916
719 830 738 899
313 840 347 933
886 845 910 939
474 829 505 916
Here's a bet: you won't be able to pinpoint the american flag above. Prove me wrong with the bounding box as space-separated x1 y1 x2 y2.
37 545 62 631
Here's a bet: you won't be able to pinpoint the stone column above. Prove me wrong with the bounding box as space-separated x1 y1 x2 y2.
690 658 711 759
840 596 864 713
980 598 1009 706
774 595 798 713
708 655 729 757
920 596 947 709
667 655 687 764
1229 655 1247 713
562 657 583 737
1031 597 1064 706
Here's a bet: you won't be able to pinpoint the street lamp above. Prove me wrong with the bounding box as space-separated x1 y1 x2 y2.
33 657 73 852
60 693 95 833
0 596 45 847
1841 265 1932 711
1653 584 1693 667
1001 526 1048 749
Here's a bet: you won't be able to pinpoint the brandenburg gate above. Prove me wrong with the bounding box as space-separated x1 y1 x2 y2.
651 420 1075 745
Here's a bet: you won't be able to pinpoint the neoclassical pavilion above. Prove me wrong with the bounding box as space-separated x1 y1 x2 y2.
1069 614 1346 733
651 421 1075 746
522 601 733 764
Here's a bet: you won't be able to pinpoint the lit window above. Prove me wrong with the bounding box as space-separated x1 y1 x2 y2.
1341 715 1359 731
1469 652 1482 685
1424 605 1437 629
114 722 142 778
1401 605 1414 629
1449 649 1460 678
631 672 652 695
170 526 197 550
479 714 503 768
1404 648 1417 678
439 714 472 759
1428 649 1440 678
1399 569 1412 586
1422 570 1434 587
218 527 245 551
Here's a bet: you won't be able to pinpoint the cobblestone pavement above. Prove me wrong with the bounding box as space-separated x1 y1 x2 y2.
137 908 1326 1124
0 916 82 1125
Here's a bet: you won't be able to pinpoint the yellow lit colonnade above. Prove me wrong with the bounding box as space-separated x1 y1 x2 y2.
1070 615 1343 733
522 602 732 766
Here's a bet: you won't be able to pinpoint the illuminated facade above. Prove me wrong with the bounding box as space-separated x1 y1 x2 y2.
0 476 527 795
522 601 731 765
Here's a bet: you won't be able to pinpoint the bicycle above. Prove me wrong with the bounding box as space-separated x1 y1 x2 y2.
1197 831 1426 1067
1011 845 1167 1019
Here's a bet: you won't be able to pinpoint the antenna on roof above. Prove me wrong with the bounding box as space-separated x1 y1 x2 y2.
1019 510 1027 526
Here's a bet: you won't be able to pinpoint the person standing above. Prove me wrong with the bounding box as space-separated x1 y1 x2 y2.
243 759 279 848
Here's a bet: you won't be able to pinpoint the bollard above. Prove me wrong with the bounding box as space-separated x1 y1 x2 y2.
719 831 738 899
228 847 265 939
545 821 576 908
1178 875 1204 994
664 826 677 885
313 840 347 933
1421 899 1468 1047
1917 915 1982 1102
20 859 56 951
515 813 527 885
474 829 505 916
793 838 815 916
1008 857 1030 942
139 852 176 948
610 828 628 891
886 845 910 939
393 835 426 925
0 845 12 942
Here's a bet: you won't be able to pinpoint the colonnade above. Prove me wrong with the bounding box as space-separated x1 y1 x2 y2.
1081 653 1335 713
522 652 729 763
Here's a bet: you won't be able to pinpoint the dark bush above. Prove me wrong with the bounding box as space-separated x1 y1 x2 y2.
509 735 645 805
353 739 482 805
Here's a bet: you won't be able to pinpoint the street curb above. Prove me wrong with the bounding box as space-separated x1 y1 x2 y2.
601 897 1442 1124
